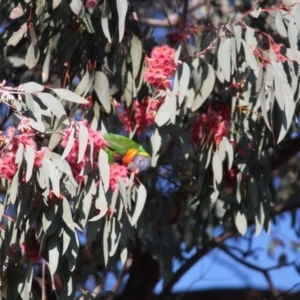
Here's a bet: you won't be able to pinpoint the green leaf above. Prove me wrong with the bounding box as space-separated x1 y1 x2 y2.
124 71 133 107
90 182 108 221
48 115 69 151
25 93 35 113
250 7 262 18
15 142 24 164
254 202 264 236
275 11 287 37
116 0 128 42
101 0 111 43
74 71 94 96
218 38 231 82
288 18 298 59
234 25 242 53
130 183 146 226
259 85 272 131
118 177 128 208
52 88 88 104
235 210 247 235
109 217 121 257
67 229 79 272
8 169 20 205
42 47 51 83
37 92 67 119
103 219 110 266
25 43 40 69
155 94 170 126
25 264 33 293
178 62 190 105
48 236 60 275
46 159 60 197
169 91 177 124
241 40 258 70
78 124 88 163
130 35 142 79
120 247 128 266
62 230 71 255
79 179 96 229
62 127 76 160
174 45 181 63
7 22 27 46
98 149 110 192
192 61 215 111
22 82 44 93
94 71 111 113
69 0 85 18
9 4 24 19
62 197 75 231
212 152 222 184
25 145 35 182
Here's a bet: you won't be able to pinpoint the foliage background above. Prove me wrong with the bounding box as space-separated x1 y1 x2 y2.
1 0 300 299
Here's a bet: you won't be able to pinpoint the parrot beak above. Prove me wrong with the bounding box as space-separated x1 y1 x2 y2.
127 162 139 173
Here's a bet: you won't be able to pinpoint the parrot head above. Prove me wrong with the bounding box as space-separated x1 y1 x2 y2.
126 153 152 173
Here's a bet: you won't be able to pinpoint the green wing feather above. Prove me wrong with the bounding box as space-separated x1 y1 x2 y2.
103 133 141 155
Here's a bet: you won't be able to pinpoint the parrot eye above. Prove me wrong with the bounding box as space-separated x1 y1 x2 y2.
133 155 151 172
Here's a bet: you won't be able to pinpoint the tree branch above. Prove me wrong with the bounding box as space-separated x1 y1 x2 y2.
139 0 204 27
158 190 300 299
269 136 300 171
219 245 294 299
157 231 236 300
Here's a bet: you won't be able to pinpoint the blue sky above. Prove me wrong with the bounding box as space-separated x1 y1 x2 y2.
153 211 300 294
102 212 300 295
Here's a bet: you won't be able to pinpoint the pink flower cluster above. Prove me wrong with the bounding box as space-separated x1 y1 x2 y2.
61 120 108 183
109 162 129 192
0 118 45 181
9 228 42 263
85 0 98 8
145 45 178 89
191 103 231 148
117 97 163 134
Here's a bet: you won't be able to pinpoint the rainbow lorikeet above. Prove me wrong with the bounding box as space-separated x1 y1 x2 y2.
103 133 152 173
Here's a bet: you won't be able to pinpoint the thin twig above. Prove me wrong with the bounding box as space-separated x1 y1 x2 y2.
158 231 236 300
219 245 295 299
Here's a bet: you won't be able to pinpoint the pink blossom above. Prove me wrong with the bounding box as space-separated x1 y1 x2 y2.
0 151 18 180
145 45 178 89
109 163 129 192
117 97 163 134
85 0 98 8
20 228 42 263
34 149 45 168
18 117 33 133
166 31 190 44
6 126 15 138
48 190 64 202
191 103 230 148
